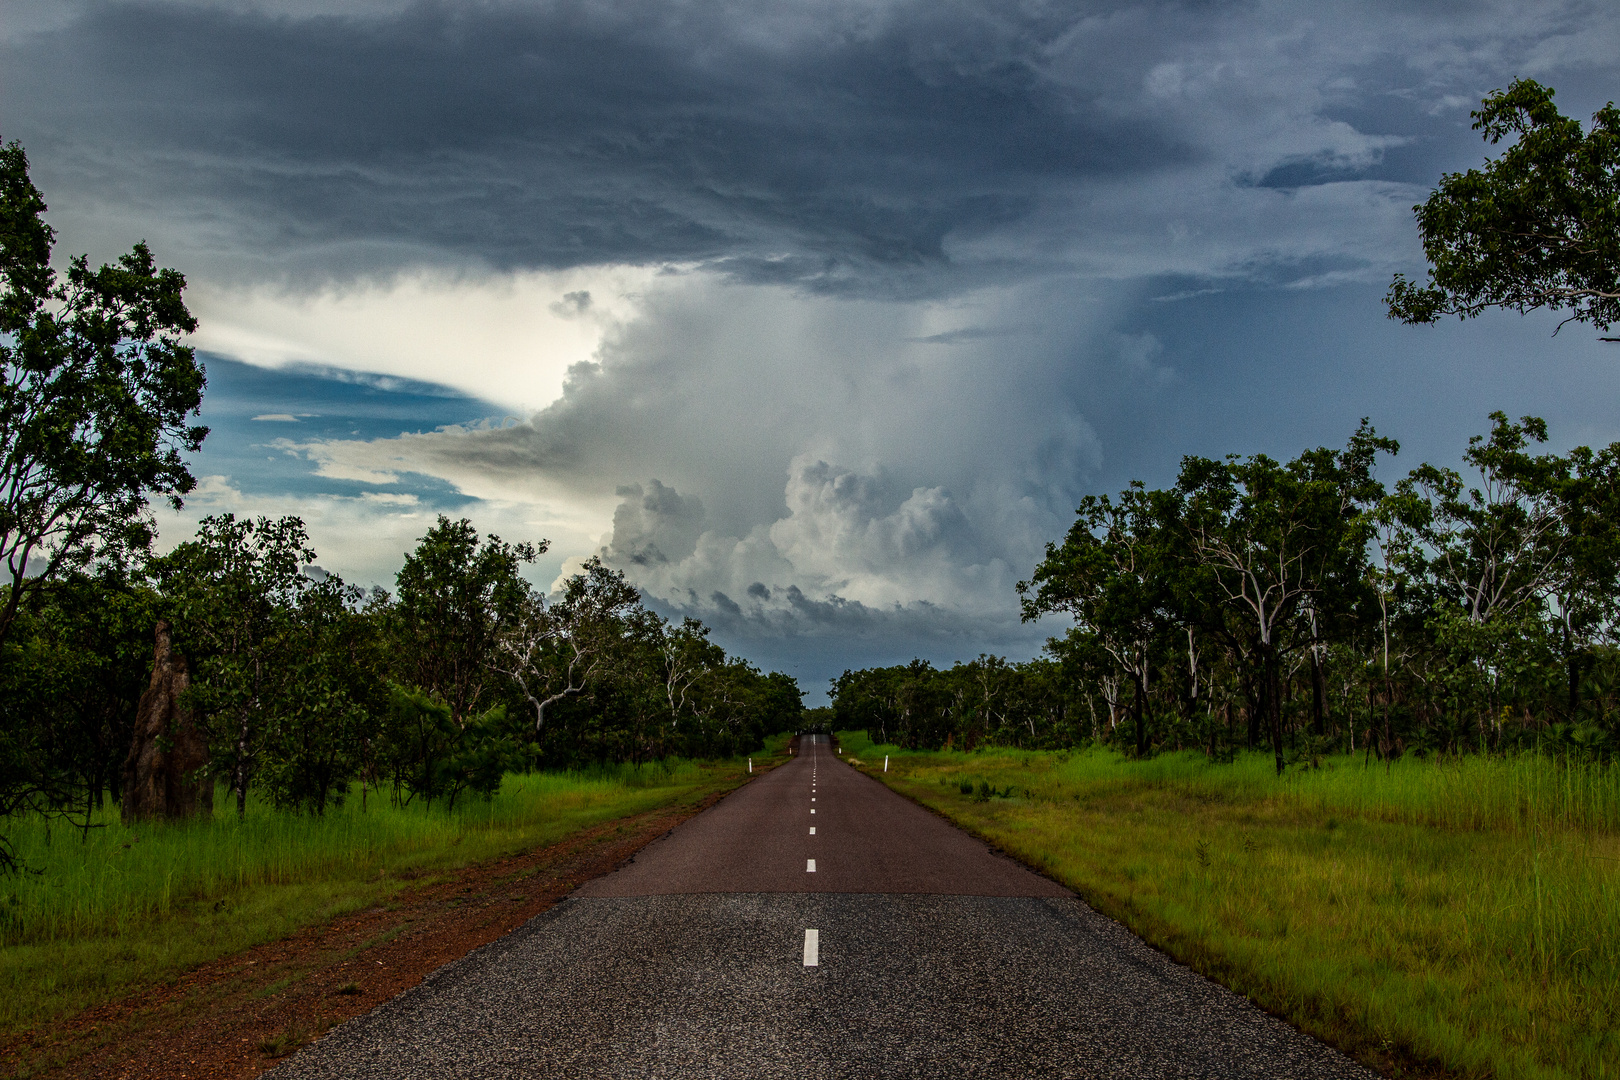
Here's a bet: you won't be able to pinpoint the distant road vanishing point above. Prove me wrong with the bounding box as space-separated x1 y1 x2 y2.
271 736 1374 1079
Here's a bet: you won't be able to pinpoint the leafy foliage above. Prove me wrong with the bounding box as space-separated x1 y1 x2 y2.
0 141 206 647
841 414 1620 770
393 516 541 725
1387 79 1620 334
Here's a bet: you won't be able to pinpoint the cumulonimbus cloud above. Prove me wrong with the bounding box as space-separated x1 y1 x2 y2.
284 272 1108 644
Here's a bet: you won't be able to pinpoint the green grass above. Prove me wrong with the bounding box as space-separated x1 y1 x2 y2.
841 734 1620 1080
0 758 752 1033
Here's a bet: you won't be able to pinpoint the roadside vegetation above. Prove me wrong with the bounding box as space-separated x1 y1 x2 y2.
0 141 801 847
841 736 1619 1080
0 754 771 1033
833 409 1620 766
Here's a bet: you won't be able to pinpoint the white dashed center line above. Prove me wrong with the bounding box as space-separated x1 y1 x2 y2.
809 827 816 834
811 809 815 814
803 928 819 966
806 859 816 872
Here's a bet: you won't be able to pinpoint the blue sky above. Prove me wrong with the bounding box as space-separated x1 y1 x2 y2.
193 358 492 505
4 0 1619 699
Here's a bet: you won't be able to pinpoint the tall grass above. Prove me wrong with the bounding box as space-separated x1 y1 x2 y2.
849 734 1620 836
851 737 1620 1080
1 761 706 948
0 759 737 1032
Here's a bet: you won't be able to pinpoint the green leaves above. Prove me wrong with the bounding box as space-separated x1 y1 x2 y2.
0 141 206 648
394 516 544 726
1387 79 1620 334
154 515 385 815
1395 413 1566 626
0 141 206 860
378 685 514 809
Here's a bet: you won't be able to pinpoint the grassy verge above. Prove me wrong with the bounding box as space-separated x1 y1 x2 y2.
838 732 1620 1080
1 756 763 1034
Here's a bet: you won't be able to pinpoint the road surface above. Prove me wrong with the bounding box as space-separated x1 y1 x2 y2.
272 736 1374 1078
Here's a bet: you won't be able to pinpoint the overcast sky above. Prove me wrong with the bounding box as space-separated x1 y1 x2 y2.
4 0 1620 698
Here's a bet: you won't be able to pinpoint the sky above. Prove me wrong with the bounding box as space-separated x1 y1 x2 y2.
4 0 1620 700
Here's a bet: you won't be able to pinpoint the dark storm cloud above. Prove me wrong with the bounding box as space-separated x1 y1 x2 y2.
25 0 1620 698
1 0 1194 291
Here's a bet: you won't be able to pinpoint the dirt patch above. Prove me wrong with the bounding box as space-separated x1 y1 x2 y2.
0 785 746 1080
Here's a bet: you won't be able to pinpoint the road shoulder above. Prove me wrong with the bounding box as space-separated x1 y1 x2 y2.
0 778 764 1080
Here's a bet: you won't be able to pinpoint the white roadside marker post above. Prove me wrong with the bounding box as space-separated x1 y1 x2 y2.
748 757 752 773
885 755 889 772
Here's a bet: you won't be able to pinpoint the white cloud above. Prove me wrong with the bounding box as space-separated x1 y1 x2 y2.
262 272 1112 648
190 266 660 414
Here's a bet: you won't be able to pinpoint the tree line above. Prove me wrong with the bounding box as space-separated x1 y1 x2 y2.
3 514 801 835
835 416 1620 769
4 72 1616 859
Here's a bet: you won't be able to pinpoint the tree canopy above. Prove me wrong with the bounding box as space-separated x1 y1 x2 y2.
842 415 1620 771
0 141 207 647
1387 80 1620 336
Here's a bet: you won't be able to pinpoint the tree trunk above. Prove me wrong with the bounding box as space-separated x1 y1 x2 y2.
1568 653 1582 721
1382 676 1395 763
1311 650 1326 736
1266 650 1285 775
1248 674 1264 749
1133 669 1147 758
1365 686 1375 765
235 716 250 817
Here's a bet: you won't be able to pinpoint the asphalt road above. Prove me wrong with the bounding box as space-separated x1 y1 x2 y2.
272 737 1376 1079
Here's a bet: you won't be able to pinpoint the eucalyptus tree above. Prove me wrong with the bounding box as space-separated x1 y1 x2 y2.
24 569 159 812
1398 414 1566 628
156 515 318 815
1176 424 1395 773
256 573 389 813
658 617 724 729
960 654 1017 744
1009 656 1078 746
1550 443 1620 717
1046 629 1126 740
1387 80 1620 337
0 140 207 649
1020 481 1181 757
1362 487 1429 755
394 516 541 727
0 567 157 869
493 555 642 736
893 660 953 749
1397 414 1601 742
687 660 800 757
830 664 902 745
